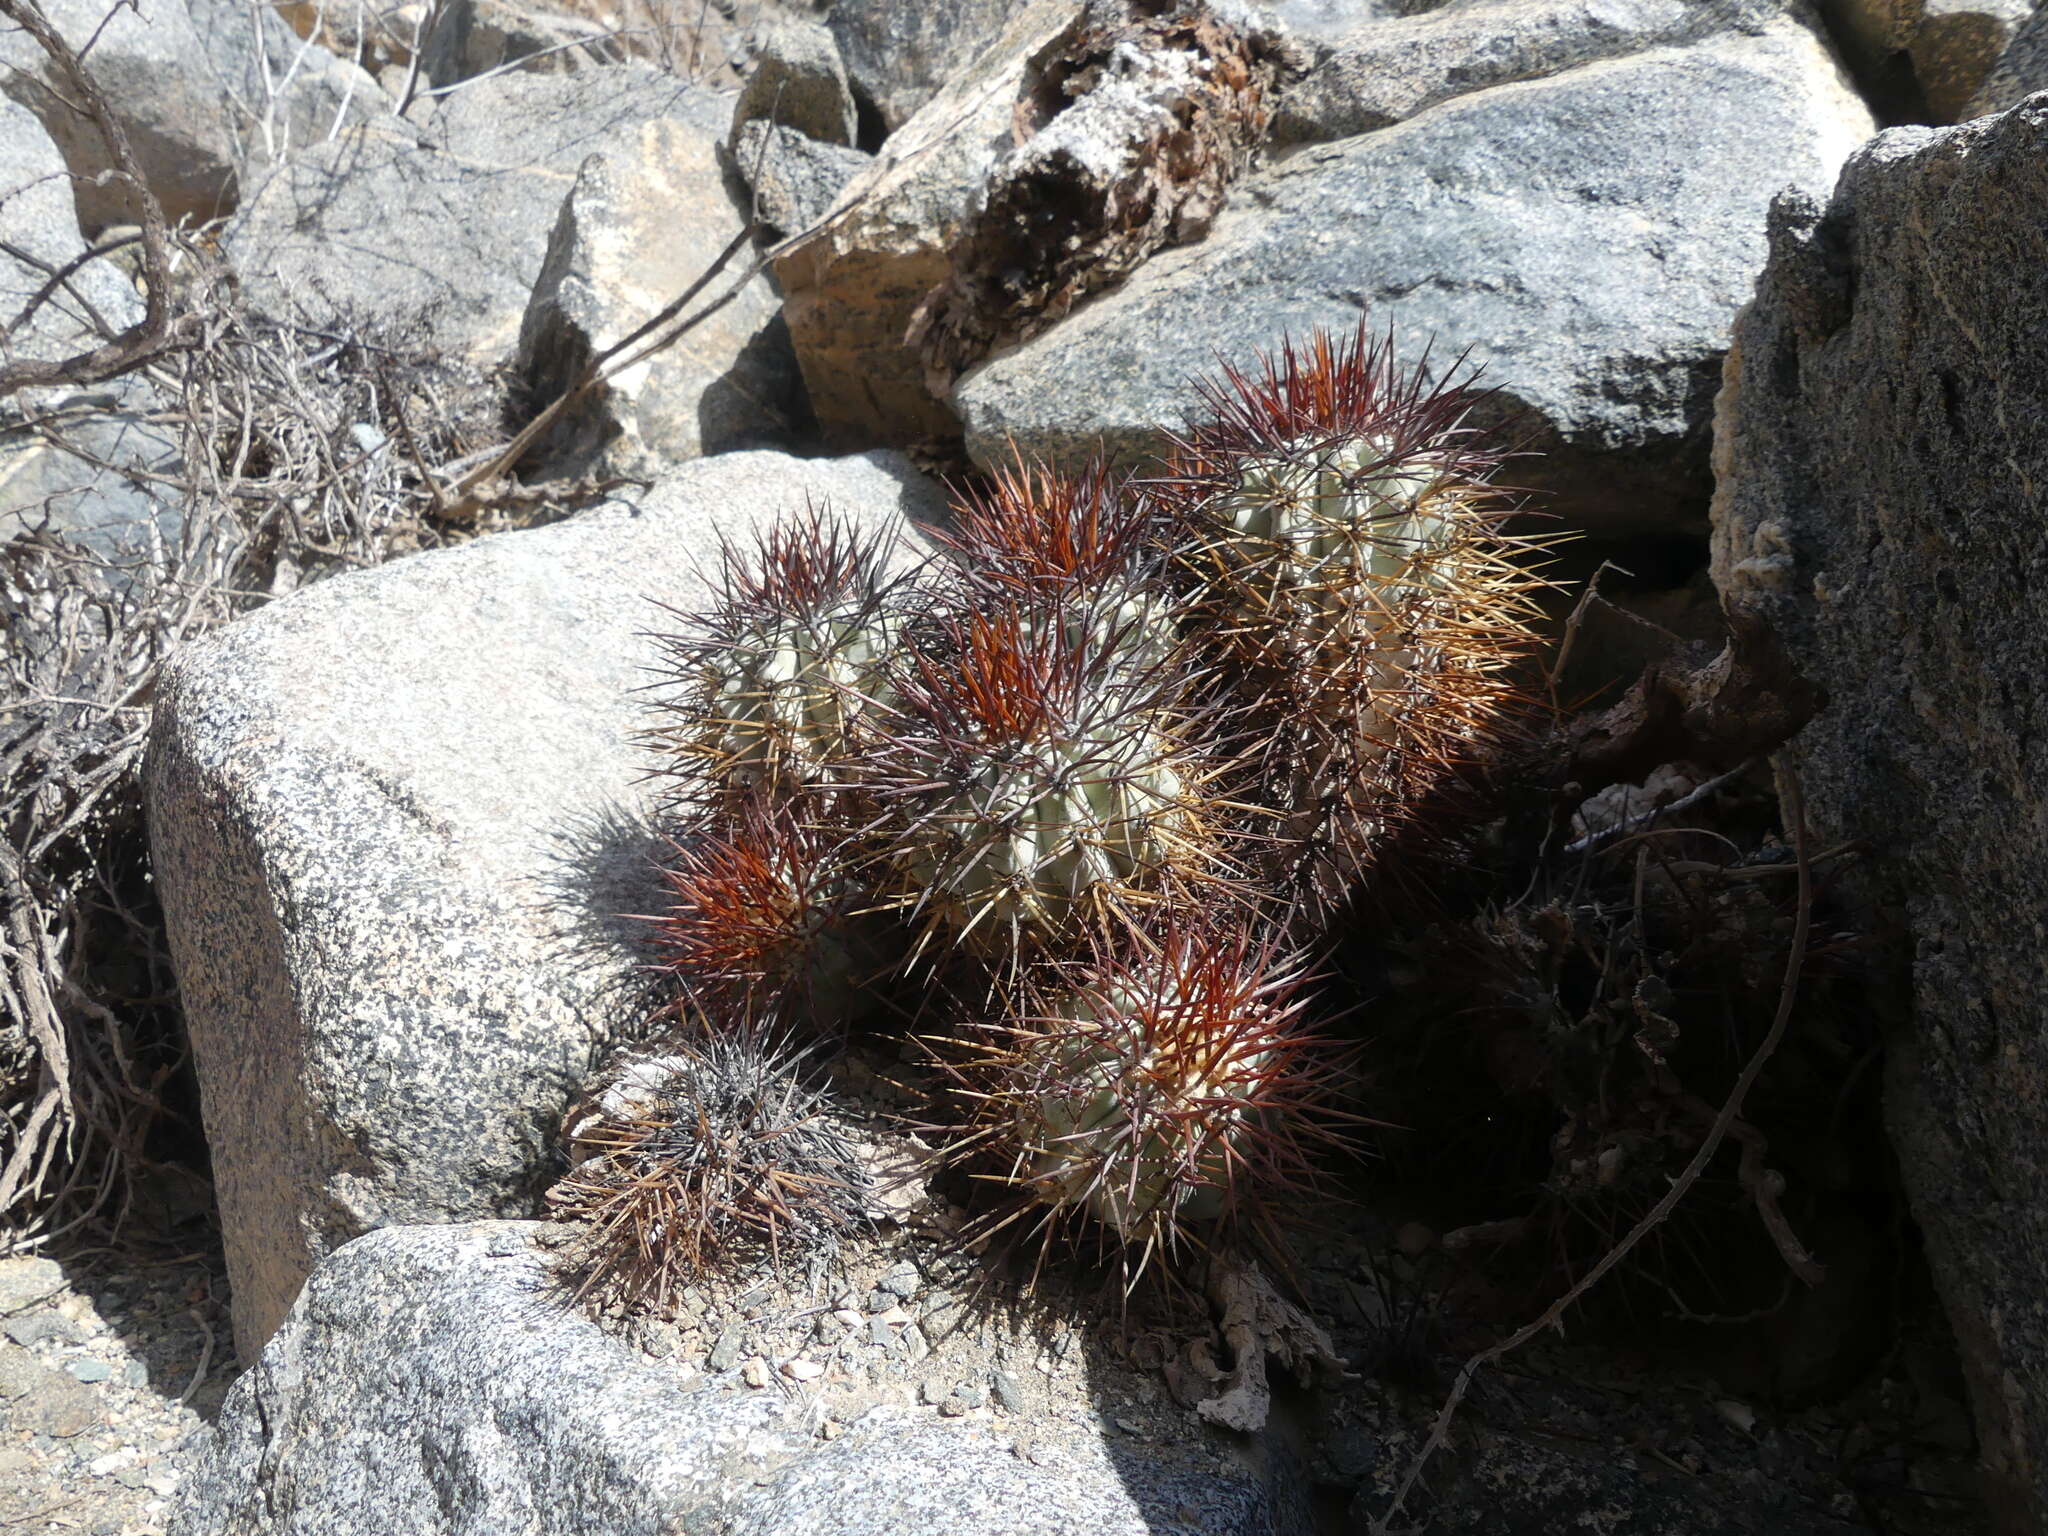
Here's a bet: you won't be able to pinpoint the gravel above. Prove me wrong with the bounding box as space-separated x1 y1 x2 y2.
0 1246 231 1534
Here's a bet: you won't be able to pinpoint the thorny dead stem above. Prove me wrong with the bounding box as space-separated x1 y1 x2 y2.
1369 757 1820 1535
0 0 197 395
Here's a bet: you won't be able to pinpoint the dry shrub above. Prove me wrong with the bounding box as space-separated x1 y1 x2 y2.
0 260 529 1248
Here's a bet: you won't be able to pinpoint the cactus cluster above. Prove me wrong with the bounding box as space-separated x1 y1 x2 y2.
553 322 1552 1297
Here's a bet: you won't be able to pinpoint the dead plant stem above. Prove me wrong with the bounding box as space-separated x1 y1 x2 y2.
1370 757 1818 1535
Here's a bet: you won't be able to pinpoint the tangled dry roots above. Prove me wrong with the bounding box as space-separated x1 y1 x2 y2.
548 1028 872 1311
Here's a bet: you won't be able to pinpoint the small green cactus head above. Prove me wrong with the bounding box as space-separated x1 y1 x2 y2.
962 921 1355 1265
861 602 1223 959
1167 321 1512 675
649 502 906 805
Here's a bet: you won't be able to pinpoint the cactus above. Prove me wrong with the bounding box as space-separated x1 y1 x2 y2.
936 453 1181 670
858 601 1223 957
548 1026 870 1308
648 503 910 806
644 796 889 1034
956 922 1352 1264
557 319 1555 1300
1163 322 1551 915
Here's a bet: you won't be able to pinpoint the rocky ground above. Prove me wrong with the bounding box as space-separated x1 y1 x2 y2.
0 1234 229 1535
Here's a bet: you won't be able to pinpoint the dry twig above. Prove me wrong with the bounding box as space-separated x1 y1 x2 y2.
1369 758 1820 1534
0 0 198 395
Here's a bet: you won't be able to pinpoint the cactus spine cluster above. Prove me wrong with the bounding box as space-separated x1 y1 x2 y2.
555 322 1550 1296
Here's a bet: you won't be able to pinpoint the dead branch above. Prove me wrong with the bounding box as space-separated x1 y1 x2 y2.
1563 609 1821 792
1369 758 1820 1535
0 0 199 395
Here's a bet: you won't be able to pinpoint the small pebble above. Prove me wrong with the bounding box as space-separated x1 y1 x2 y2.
830 1308 863 1328
741 1358 769 1389
877 1262 921 1300
867 1319 894 1349
953 1380 987 1411
0 1259 64 1315
991 1370 1025 1414
863 1289 894 1315
1716 1399 1757 1435
919 1378 949 1407
707 1328 745 1372
4 1314 76 1348
66 1358 113 1384
782 1358 825 1382
821 1419 843 1440
122 1361 149 1388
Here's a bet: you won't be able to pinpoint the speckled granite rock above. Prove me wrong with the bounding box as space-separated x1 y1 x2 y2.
731 17 858 148
953 6 1871 541
731 121 873 240
1968 2 2048 114
823 0 1019 133
145 451 945 1360
1710 99 2048 1532
0 97 177 558
773 0 1103 448
169 1222 1301 1536
517 106 803 475
1910 0 2033 121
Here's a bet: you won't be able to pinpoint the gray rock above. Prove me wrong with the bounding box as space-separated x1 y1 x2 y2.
731 120 871 240
0 99 180 561
517 109 800 477
0 98 138 361
0 1257 64 1316
1260 1 1441 42
146 449 946 1361
227 69 725 362
824 0 1018 133
0 0 383 233
777 0 1077 447
991 1369 1025 1412
1709 99 2048 1530
0 380 184 562
1271 0 1795 144
732 18 858 148
170 1221 1302 1536
8 1367 97 1438
63 1358 111 1383
1910 0 2033 120
707 1327 746 1372
876 1261 920 1298
3 1313 75 1347
0 1344 41 1399
954 11 1872 541
1967 1 2048 113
